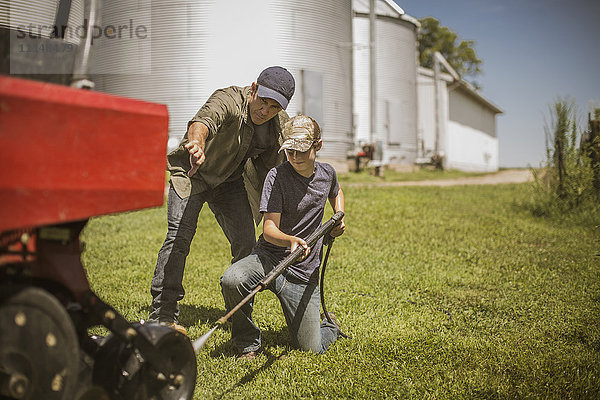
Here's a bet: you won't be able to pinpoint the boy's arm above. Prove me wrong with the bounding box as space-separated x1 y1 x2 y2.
263 212 311 259
328 185 346 237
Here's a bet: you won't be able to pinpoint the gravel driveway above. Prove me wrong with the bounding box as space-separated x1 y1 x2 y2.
348 169 534 187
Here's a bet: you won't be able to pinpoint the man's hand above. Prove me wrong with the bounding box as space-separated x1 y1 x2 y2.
290 236 310 261
184 122 209 177
185 140 205 177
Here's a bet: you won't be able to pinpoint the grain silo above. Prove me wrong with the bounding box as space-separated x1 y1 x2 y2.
0 0 84 84
352 0 419 168
93 0 353 170
0 0 84 45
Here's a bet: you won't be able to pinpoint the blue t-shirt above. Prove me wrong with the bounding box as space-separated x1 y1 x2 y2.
256 161 339 283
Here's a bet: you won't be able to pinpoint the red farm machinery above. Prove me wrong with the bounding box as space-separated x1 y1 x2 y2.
0 5 198 396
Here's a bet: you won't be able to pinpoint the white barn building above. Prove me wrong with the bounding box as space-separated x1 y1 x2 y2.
417 63 503 172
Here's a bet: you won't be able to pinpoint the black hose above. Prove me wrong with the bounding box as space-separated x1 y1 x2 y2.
320 235 350 339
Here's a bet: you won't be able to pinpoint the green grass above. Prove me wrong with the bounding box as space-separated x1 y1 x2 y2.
81 182 600 399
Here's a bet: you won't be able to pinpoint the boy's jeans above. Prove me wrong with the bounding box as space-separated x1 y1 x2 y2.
220 250 339 354
150 179 255 323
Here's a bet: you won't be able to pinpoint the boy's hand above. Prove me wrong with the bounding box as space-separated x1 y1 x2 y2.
290 237 310 261
330 218 346 237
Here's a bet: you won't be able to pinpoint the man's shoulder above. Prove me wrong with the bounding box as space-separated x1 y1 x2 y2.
202 86 250 125
210 85 247 103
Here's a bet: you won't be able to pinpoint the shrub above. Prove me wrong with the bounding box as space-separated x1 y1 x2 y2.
526 98 600 225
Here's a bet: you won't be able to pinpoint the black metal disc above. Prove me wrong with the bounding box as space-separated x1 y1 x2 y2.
0 286 79 400
93 323 196 400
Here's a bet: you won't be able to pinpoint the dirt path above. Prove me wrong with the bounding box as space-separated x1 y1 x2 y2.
347 169 534 187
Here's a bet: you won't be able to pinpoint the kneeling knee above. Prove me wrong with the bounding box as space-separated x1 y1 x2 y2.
220 269 239 291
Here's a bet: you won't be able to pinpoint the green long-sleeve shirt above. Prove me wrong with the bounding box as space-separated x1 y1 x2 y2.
167 85 287 224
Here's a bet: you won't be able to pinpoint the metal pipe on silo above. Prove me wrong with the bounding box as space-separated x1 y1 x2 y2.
71 0 101 89
433 51 459 158
434 52 440 155
52 0 73 37
369 0 376 145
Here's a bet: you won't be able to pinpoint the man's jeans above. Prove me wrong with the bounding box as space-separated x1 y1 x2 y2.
150 179 255 323
220 250 339 354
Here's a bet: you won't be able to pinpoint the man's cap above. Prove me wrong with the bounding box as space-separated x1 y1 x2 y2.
256 66 295 110
279 115 321 153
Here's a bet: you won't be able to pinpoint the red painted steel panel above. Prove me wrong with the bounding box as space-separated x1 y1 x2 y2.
0 76 169 231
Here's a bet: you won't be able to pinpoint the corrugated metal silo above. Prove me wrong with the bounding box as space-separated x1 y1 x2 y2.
0 0 84 45
94 0 353 170
1 0 87 85
352 0 419 167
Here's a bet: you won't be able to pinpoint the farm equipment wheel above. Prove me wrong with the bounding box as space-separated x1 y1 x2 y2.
0 286 79 400
93 323 196 400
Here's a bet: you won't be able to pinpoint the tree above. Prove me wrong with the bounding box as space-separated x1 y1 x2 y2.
418 17 483 89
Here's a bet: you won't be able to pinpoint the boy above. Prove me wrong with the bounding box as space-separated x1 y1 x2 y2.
220 115 346 358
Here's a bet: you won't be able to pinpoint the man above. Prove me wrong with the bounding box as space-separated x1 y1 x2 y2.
220 115 346 358
149 66 296 334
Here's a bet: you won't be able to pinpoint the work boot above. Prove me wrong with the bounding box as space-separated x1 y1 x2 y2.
163 322 188 336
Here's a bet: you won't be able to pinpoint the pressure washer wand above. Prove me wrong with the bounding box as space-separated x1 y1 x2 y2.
193 211 344 353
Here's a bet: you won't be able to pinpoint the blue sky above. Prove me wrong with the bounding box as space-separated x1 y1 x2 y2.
394 0 600 167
